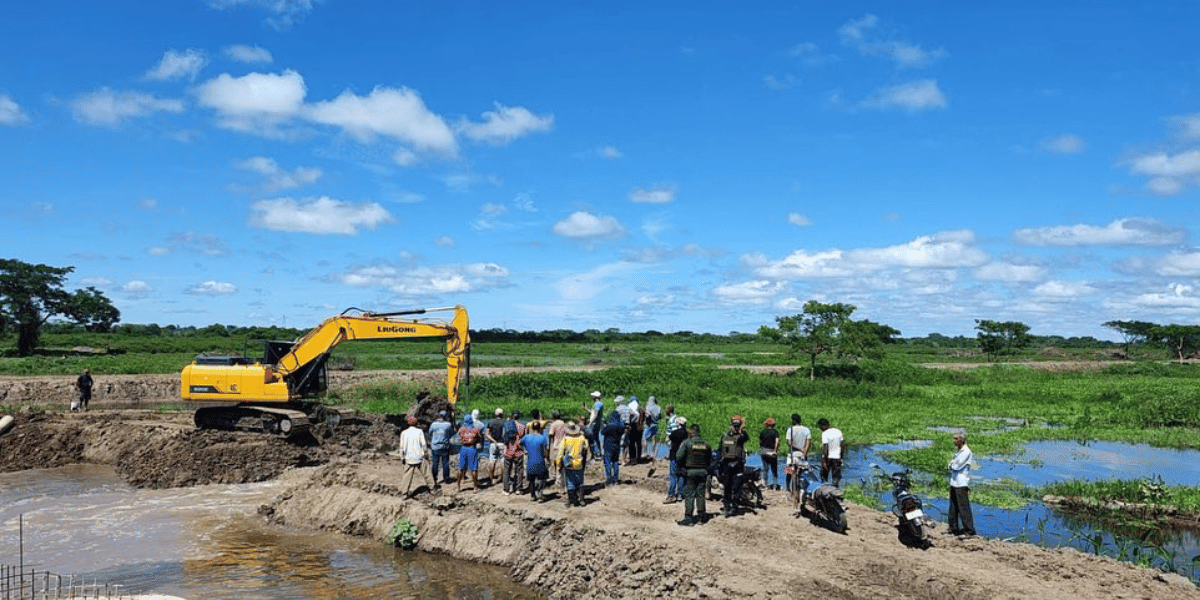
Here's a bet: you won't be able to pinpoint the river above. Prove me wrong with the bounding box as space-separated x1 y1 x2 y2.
0 465 539 599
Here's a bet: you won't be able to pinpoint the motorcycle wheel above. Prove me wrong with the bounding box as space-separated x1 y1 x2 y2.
906 517 926 542
829 503 848 533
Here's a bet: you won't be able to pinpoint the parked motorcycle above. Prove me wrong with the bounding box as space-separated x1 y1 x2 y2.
874 464 932 548
789 461 847 533
707 461 766 510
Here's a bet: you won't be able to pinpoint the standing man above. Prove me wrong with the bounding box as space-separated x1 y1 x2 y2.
948 430 977 539
785 413 811 493
456 414 483 492
484 408 506 486
759 418 781 491
522 421 550 501
545 409 566 483
428 410 454 489
75 369 94 411
663 416 689 503
718 415 749 517
585 391 604 460
676 422 711 526
643 396 662 463
557 420 590 507
399 415 431 498
502 410 527 496
817 418 843 488
601 410 626 486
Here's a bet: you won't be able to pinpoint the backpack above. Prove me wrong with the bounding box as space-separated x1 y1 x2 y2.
503 420 519 444
684 439 712 469
719 432 745 462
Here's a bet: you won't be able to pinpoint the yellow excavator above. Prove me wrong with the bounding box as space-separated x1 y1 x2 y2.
180 305 470 436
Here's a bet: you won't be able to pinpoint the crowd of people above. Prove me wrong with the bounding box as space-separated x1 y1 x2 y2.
396 391 974 535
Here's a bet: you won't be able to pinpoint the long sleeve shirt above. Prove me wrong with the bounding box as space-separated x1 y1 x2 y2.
949 444 973 488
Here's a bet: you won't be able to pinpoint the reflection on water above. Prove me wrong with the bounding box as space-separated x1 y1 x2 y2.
0 466 538 600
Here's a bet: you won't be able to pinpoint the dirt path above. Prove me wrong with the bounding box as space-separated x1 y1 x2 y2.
1 401 1196 600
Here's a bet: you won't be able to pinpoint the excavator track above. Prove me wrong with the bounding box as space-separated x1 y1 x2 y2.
194 405 312 437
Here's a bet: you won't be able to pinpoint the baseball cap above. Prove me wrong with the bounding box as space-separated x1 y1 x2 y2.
590 390 602 398
495 408 504 416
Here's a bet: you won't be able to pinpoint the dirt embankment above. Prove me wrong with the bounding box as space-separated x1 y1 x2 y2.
1 372 1198 600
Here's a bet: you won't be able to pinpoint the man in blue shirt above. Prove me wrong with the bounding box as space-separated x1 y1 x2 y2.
522 421 550 501
428 410 453 489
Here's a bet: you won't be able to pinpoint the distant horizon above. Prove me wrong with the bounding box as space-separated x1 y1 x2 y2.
3 2 1198 343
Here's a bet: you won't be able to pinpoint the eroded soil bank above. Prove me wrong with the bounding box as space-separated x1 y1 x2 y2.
0 406 1197 599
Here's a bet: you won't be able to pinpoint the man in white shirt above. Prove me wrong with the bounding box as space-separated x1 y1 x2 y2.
399 415 431 498
948 430 976 538
817 418 843 488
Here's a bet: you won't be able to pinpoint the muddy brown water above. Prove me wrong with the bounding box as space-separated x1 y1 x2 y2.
0 465 538 600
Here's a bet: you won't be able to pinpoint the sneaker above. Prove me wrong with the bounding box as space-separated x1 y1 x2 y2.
957 533 976 540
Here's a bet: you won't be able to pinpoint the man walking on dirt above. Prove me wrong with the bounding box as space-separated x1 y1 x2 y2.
676 422 711 526
75 369 93 411
399 415 432 498
818 418 843 488
948 430 977 539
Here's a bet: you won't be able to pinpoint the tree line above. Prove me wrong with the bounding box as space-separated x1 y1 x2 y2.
4 259 1195 363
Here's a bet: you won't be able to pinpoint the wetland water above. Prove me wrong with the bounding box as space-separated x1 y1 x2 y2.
0 466 536 600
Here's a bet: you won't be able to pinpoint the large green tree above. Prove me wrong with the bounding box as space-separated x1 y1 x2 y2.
760 300 898 379
0 259 121 356
1150 324 1200 362
1103 320 1157 357
974 319 1032 360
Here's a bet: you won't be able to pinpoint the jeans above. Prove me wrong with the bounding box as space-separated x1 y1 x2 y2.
503 455 525 493
431 449 451 485
603 447 621 484
760 451 778 488
667 460 683 498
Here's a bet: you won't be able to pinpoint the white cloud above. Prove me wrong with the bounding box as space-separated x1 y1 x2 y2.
1156 250 1200 276
552 261 642 301
862 79 947 112
597 145 623 159
974 262 1047 282
744 249 852 278
457 103 553 145
145 49 207 81
636 294 675 307
434 236 455 247
788 42 835 67
205 0 319 30
306 86 457 154
629 185 676 204
225 44 273 64
185 281 238 295
250 196 393 234
787 212 812 226
338 262 509 297
838 14 946 69
764 74 798 90
72 88 184 126
1126 149 1200 196
194 70 306 135
847 230 987 268
713 280 787 305
235 156 321 192
1032 280 1095 297
551 211 625 240
0 94 30 125
1014 218 1185 246
1039 134 1084 154
1126 283 1200 311
121 281 152 298
1168 113 1200 140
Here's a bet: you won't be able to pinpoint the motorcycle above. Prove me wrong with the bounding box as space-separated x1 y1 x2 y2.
707 460 766 511
875 464 932 548
789 461 847 533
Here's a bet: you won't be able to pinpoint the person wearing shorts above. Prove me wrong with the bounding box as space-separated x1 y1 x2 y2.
457 416 483 492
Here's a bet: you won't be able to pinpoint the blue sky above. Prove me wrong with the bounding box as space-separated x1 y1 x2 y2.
2 1 1199 339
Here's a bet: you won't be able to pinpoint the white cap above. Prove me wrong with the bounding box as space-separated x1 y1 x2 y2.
495 408 504 416
590 390 602 398
676 416 687 425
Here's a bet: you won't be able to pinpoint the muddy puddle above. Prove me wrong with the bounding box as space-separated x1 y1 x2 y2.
0 465 539 600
